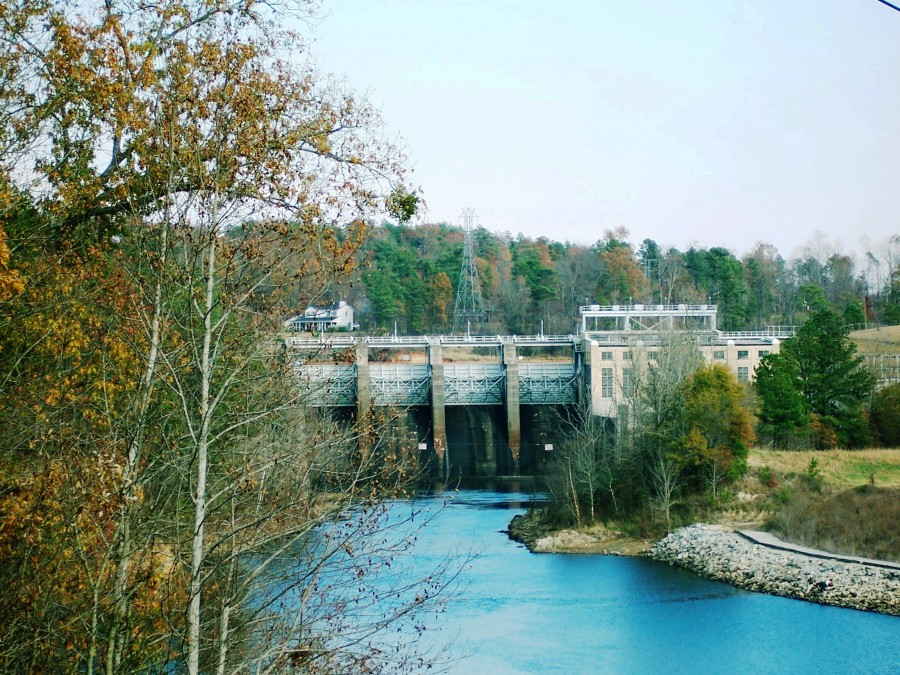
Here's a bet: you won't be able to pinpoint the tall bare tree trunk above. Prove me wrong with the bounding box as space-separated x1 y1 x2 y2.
188 230 216 675
106 223 168 674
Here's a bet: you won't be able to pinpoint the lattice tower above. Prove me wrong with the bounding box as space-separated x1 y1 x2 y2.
452 208 490 332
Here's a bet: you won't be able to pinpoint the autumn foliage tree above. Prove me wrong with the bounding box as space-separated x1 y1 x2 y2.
673 364 754 497
0 1 444 672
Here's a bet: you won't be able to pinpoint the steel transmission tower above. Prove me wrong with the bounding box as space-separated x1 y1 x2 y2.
453 208 490 333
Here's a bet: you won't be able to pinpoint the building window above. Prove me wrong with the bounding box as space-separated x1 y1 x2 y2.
601 368 614 398
737 350 749 360
737 366 749 383
713 350 725 359
601 351 613 361
622 368 634 397
759 350 770 358
622 351 632 361
647 351 658 361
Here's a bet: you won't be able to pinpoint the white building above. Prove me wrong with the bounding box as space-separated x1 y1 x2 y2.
284 301 354 332
579 304 793 418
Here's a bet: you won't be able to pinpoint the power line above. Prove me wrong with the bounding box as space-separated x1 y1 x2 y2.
452 208 490 333
876 0 900 13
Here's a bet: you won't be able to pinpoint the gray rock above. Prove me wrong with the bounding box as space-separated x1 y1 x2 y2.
646 525 900 616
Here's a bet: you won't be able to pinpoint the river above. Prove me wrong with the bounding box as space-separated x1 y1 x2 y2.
395 487 898 674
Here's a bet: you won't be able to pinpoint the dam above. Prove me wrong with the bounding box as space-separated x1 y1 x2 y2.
288 304 794 476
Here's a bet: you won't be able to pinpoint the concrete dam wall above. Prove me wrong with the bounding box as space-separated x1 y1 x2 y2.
389 404 574 478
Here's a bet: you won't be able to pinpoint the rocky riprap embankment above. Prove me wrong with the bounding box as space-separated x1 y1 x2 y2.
649 524 900 616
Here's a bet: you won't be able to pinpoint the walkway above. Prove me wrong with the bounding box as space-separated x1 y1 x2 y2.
737 530 900 571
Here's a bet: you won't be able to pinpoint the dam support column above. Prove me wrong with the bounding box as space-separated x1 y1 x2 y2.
428 340 448 477
503 341 521 475
355 342 371 457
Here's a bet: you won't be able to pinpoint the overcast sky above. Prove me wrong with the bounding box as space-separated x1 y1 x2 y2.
310 1 900 260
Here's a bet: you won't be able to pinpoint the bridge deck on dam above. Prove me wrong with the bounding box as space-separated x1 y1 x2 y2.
294 361 578 407
286 333 577 350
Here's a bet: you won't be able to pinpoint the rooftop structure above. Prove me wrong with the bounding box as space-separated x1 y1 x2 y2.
579 304 796 346
580 303 718 334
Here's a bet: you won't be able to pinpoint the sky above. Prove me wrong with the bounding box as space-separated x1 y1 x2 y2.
308 1 900 260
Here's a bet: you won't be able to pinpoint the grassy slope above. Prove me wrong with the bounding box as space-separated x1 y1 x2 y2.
850 325 900 356
738 448 900 562
748 448 900 489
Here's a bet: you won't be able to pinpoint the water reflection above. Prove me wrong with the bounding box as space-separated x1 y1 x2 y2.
403 489 899 675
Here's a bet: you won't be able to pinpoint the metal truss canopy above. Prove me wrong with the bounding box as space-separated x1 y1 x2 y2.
444 364 504 405
519 363 578 404
370 364 430 406
865 354 900 388
580 304 717 334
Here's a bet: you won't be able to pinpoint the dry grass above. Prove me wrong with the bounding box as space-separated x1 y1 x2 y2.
749 448 900 489
745 448 900 561
767 486 900 562
850 325 900 356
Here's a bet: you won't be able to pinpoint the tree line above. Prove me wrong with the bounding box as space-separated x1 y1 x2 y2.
344 223 900 336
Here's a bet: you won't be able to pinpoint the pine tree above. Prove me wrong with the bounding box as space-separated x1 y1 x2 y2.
754 353 809 447
760 310 875 448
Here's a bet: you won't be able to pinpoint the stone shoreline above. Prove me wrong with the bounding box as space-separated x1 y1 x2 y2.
648 524 900 617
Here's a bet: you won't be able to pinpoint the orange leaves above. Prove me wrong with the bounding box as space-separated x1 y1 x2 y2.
3 0 409 252
0 241 146 457
0 451 183 670
0 224 23 302
600 244 650 303
431 271 452 326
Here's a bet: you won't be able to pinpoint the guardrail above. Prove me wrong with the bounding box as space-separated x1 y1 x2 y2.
578 304 717 313
719 329 795 340
285 334 578 349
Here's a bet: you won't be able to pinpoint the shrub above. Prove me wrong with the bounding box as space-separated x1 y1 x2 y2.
804 457 823 492
870 383 900 446
809 414 839 450
758 465 776 487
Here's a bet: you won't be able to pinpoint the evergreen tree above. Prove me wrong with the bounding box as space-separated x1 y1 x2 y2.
870 383 900 447
754 353 809 447
761 310 875 447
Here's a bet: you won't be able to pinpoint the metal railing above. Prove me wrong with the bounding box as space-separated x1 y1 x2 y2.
865 354 900 387
718 328 795 340
579 304 717 314
286 334 578 349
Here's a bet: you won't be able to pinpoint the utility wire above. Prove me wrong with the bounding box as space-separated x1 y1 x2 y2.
876 0 900 13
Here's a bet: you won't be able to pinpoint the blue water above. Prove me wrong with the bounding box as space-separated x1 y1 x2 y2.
399 489 899 674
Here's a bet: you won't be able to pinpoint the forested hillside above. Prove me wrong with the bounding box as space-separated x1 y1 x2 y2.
339 222 900 336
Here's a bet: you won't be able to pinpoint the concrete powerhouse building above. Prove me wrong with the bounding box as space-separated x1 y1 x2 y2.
580 304 792 419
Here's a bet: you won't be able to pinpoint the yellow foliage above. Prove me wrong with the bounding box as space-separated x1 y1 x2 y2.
0 224 23 302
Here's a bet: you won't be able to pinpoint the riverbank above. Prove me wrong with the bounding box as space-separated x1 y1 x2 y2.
508 513 900 616
649 524 900 616
507 510 654 555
